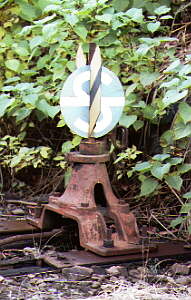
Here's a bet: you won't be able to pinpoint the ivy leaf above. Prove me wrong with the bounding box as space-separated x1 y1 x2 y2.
136 44 151 56
125 8 143 23
152 154 170 161
179 102 191 124
36 100 60 119
167 157 183 165
180 203 191 214
65 14 78 26
179 64 191 76
13 107 31 122
57 119 65 127
134 162 151 172
174 123 191 140
0 95 14 117
177 163 191 174
42 22 60 41
183 192 191 199
30 36 43 50
170 217 183 228
154 6 171 16
72 135 82 147
165 175 183 191
133 120 144 131
151 163 171 180
140 178 158 196
96 14 113 24
140 72 159 87
5 59 21 72
180 78 191 89
61 141 74 153
112 0 130 11
16 0 41 21
147 22 160 33
164 59 180 74
40 146 51 158
162 89 188 108
74 25 88 41
160 78 180 88
119 114 137 128
125 83 137 97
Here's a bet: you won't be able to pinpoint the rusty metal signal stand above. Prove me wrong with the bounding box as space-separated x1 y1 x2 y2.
30 139 146 256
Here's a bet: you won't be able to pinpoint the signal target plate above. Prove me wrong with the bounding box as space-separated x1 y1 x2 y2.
60 66 125 138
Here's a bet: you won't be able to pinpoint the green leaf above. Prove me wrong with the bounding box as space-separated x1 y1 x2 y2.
136 44 151 56
96 14 113 24
167 157 183 165
5 59 21 72
140 72 159 87
165 175 183 191
170 217 183 228
160 78 180 88
14 45 29 57
162 89 188 108
125 8 143 23
140 178 158 196
119 114 137 128
183 192 191 199
40 146 51 158
36 100 60 119
125 83 137 97
179 102 191 124
65 14 78 26
180 203 191 214
61 141 74 153
57 119 65 127
179 64 191 76
152 154 170 161
22 94 38 107
133 120 144 131
147 22 160 33
177 163 191 174
0 95 14 117
151 163 171 180
16 0 41 21
154 6 171 16
180 78 191 89
164 60 180 73
134 161 151 172
74 25 88 41
30 36 43 50
72 135 82 147
13 107 31 122
174 123 191 140
112 0 130 11
42 21 60 41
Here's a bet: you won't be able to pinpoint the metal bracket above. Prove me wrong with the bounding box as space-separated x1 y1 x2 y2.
29 140 150 256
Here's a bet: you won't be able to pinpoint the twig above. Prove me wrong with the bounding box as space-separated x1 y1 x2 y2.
167 186 184 205
151 213 178 239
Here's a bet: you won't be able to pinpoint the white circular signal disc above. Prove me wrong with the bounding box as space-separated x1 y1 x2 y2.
60 66 125 138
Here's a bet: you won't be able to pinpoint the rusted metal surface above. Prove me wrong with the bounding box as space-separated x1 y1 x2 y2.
0 228 64 248
67 152 109 163
0 220 38 234
110 125 128 150
30 141 154 256
79 139 107 155
42 242 191 268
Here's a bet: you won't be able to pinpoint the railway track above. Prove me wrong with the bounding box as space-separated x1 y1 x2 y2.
0 219 190 277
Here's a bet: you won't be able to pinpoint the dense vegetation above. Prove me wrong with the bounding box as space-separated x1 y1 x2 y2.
1 0 191 235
